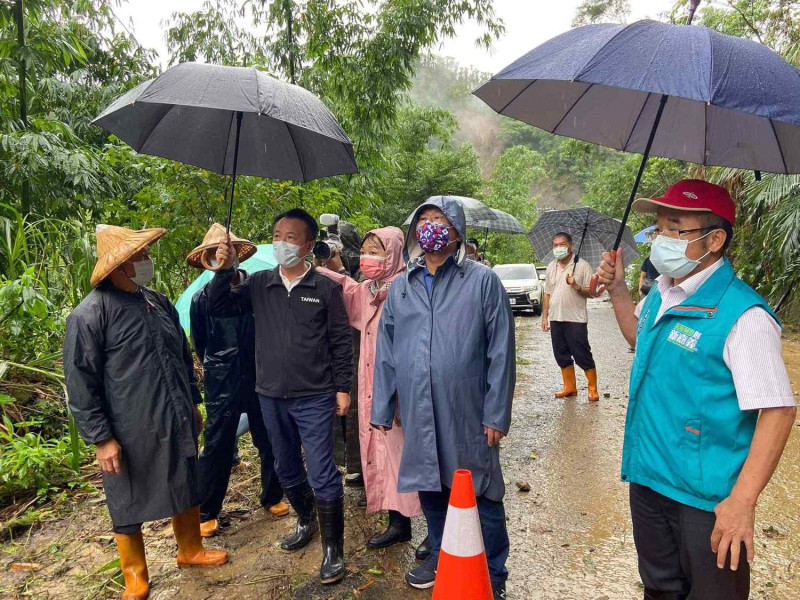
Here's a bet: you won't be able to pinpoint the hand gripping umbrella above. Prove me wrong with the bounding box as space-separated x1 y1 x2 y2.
93 62 358 269
474 0 800 293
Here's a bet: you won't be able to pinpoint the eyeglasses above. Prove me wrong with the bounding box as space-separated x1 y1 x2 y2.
644 226 715 243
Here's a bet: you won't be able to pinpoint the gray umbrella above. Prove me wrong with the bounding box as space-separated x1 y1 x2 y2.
472 208 526 234
403 195 497 227
472 208 526 254
92 62 357 262
527 207 639 269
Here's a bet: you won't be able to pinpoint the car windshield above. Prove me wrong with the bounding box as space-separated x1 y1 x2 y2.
494 265 536 280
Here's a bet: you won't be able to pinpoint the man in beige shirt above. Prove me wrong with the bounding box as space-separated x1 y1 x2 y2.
542 232 599 401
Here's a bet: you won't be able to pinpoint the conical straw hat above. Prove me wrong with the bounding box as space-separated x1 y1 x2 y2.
91 224 167 288
186 223 256 269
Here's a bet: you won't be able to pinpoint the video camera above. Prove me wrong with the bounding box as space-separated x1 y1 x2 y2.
313 213 343 260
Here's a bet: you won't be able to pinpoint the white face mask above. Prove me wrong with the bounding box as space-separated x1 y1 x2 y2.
649 231 714 279
273 241 305 268
130 257 154 286
553 246 570 260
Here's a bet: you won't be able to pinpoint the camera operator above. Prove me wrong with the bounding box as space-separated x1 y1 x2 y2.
313 216 365 494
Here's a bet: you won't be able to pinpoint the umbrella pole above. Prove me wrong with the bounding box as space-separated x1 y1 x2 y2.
572 222 588 275
483 227 489 255
225 111 244 235
201 111 243 271
590 94 668 295
612 94 668 249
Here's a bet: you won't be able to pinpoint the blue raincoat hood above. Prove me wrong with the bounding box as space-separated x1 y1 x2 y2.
405 196 468 267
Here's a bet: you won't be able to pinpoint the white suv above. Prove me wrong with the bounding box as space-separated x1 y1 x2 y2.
493 264 542 315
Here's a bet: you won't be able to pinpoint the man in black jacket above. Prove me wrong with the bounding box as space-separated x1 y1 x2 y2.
210 208 352 585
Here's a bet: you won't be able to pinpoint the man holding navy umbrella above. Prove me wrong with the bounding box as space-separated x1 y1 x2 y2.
596 179 796 599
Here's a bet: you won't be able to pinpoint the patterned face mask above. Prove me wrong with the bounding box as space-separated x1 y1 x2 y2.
416 220 454 254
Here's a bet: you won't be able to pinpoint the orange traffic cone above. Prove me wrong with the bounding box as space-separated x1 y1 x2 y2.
432 469 493 600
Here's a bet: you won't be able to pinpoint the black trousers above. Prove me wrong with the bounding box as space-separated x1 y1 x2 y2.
630 484 749 600
199 384 283 522
113 522 142 535
550 321 595 370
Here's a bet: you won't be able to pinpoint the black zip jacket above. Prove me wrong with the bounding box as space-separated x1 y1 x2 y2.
207 265 353 399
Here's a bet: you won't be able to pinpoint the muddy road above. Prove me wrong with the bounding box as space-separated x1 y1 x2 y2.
2 300 799 599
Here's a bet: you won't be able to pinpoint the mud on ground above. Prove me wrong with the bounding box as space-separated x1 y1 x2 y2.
2 301 799 599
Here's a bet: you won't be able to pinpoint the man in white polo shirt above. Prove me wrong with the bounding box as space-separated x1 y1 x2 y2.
595 179 796 600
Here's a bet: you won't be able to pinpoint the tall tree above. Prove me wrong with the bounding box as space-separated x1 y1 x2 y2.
572 0 631 26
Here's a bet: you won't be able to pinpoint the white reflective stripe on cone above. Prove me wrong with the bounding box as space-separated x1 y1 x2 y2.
440 505 485 558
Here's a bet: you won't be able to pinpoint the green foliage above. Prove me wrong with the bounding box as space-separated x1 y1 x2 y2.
0 415 83 502
372 103 484 227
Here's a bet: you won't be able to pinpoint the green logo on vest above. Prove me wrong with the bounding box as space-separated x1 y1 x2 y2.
667 323 701 352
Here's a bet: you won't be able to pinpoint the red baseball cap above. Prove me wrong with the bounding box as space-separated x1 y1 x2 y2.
633 179 735 226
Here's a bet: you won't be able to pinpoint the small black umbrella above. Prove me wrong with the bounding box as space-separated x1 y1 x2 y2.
93 62 357 268
528 207 638 270
474 1 800 292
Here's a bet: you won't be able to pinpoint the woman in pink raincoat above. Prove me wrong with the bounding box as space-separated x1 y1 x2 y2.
318 226 427 553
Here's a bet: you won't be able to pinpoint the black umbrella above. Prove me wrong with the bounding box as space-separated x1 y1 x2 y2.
93 62 357 268
474 1 800 292
527 207 638 271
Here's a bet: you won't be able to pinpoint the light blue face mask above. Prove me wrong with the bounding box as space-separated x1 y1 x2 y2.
649 230 714 279
553 246 570 260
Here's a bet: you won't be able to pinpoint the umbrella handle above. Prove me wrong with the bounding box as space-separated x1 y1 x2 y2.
200 247 225 271
589 274 606 297
199 235 233 272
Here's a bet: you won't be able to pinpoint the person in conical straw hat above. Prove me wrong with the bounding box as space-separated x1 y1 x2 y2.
63 224 228 600
187 224 290 538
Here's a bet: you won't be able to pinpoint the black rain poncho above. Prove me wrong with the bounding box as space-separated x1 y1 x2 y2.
63 284 202 527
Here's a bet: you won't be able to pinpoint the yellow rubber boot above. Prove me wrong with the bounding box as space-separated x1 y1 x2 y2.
555 365 578 398
268 501 290 517
172 506 229 567
199 519 219 538
114 531 150 600
586 368 600 402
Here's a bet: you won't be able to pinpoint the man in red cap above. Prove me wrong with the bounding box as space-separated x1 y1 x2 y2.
595 179 796 599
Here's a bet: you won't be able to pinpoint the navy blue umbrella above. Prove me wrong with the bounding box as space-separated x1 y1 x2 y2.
474 2 800 289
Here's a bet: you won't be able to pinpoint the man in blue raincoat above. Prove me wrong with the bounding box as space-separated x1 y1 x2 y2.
371 196 516 598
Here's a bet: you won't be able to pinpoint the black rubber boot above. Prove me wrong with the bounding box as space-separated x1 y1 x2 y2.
415 535 431 561
367 510 412 549
317 497 345 584
280 482 318 552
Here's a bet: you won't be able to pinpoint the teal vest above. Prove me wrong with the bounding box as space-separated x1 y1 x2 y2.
621 259 778 512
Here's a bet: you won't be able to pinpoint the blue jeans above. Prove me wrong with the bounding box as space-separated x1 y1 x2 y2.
419 488 509 583
258 394 343 502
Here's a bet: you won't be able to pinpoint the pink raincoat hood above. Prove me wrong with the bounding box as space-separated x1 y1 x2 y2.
366 226 405 283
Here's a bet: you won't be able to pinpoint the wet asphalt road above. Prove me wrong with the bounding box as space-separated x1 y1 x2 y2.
502 300 800 600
